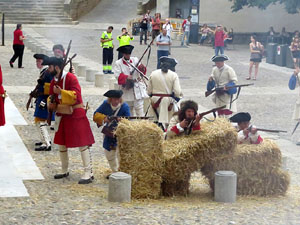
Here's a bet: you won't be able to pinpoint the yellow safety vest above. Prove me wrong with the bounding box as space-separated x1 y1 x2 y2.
101 31 113 48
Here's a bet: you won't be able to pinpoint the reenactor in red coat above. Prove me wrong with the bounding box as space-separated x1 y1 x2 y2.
0 65 5 126
45 57 95 184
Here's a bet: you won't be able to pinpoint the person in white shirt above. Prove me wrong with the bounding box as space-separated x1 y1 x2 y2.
163 19 173 37
181 16 191 46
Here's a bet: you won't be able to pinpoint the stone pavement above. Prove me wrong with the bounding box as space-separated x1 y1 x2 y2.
1 23 300 224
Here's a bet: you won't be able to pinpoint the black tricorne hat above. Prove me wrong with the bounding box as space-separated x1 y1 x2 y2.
229 112 251 123
160 56 177 67
211 55 229 62
33 54 49 60
117 45 134 54
41 57 64 67
104 90 123 98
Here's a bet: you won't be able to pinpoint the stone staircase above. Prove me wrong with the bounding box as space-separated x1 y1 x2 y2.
0 0 74 24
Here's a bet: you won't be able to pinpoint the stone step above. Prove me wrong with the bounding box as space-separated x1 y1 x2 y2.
5 19 73 25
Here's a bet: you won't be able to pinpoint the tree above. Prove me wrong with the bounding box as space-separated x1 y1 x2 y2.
229 0 300 14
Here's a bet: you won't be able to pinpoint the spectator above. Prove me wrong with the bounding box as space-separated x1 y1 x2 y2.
248 35 264 80
163 19 173 37
280 27 290 44
140 17 148 45
214 25 225 55
9 24 25 68
181 15 192 46
156 28 171 69
224 28 234 48
290 37 300 69
117 28 134 59
267 26 277 43
144 10 151 39
294 30 299 38
152 13 161 40
199 24 213 45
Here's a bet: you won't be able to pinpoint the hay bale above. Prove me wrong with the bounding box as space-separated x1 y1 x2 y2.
115 119 164 199
161 118 237 196
201 139 290 196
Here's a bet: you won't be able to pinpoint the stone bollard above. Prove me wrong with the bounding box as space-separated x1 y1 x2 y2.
282 156 288 170
86 69 96 82
72 62 79 74
77 65 86 77
109 76 117 89
35 45 43 53
214 171 237 203
41 48 47 55
95 73 105 87
30 43 37 53
108 172 131 202
26 41 33 50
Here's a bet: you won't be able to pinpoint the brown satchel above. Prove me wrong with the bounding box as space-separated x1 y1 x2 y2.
151 97 163 109
101 126 115 138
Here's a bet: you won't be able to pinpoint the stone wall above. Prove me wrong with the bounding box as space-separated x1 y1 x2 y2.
64 0 101 20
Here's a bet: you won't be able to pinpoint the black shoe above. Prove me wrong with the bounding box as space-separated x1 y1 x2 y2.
106 174 111 179
50 127 54 131
78 177 93 184
18 67 24 69
35 142 43 146
35 145 51 151
107 71 114 74
54 172 69 179
9 61 13 68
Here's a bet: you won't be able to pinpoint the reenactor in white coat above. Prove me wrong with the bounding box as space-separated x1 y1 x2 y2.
147 57 182 129
114 45 148 116
206 55 238 117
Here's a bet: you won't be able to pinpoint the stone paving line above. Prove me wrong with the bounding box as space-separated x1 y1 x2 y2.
2 27 300 224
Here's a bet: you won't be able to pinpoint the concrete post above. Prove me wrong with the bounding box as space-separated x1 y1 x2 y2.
109 77 116 90
86 69 96 82
95 73 105 88
108 172 131 202
35 45 43 54
41 48 47 55
77 65 86 77
30 43 37 53
214 171 237 203
26 41 33 51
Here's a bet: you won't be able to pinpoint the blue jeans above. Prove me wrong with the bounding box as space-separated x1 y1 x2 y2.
200 35 207 44
157 50 169 69
181 31 190 46
215 46 224 55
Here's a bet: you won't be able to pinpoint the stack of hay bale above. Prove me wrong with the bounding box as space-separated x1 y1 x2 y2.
161 118 237 196
201 139 290 196
115 119 164 199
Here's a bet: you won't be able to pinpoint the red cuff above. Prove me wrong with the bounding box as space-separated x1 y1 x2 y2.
118 73 129 85
254 135 263 144
192 124 201 131
171 126 180 135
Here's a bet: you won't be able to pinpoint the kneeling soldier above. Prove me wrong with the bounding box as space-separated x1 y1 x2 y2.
93 90 130 176
230 112 263 144
166 100 201 139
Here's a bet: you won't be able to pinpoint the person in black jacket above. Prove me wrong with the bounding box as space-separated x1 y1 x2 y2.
140 18 148 45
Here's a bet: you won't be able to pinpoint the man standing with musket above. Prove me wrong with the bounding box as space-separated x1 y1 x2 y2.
28 54 55 151
206 55 238 117
166 100 201 139
45 57 95 184
114 45 148 116
147 56 182 129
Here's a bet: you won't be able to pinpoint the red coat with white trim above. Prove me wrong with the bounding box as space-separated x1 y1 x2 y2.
0 65 5 126
49 72 95 148
165 115 201 139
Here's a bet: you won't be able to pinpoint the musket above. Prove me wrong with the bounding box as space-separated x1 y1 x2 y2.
85 102 89 114
205 83 254 97
292 121 300 135
107 116 153 121
47 40 72 125
248 126 287 133
68 53 77 73
186 105 226 135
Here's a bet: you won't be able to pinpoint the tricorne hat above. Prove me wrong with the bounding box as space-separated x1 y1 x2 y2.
103 90 123 98
117 45 134 54
229 112 251 123
211 55 229 62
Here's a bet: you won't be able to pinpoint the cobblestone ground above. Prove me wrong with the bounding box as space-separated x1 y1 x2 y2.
1 24 300 224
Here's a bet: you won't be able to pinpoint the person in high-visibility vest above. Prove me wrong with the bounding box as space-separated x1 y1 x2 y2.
101 26 114 74
117 28 134 59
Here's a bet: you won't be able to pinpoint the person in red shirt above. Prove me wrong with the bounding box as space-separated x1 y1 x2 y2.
9 24 25 68
0 65 5 126
214 25 225 56
151 13 161 40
